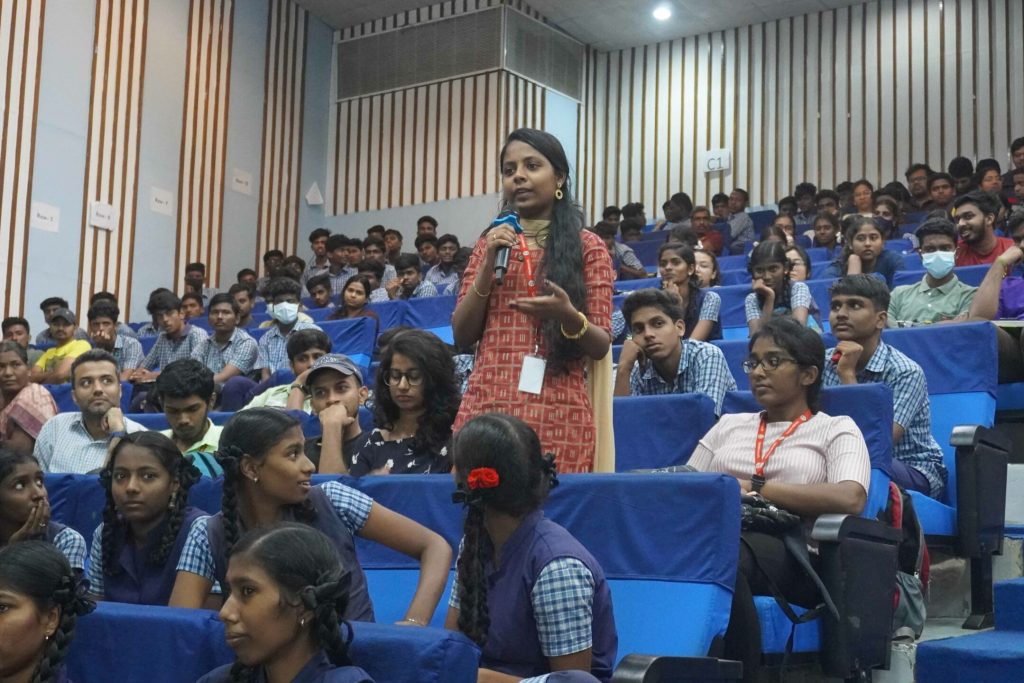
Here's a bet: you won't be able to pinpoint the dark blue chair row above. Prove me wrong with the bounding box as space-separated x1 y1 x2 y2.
46 472 743 665
44 382 133 414
892 264 989 289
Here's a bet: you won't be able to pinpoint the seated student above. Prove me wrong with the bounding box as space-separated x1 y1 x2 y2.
34 350 143 474
33 297 89 346
0 449 88 571
228 283 257 329
382 253 439 301
889 218 977 326
384 228 406 264
594 221 647 281
415 233 440 270
785 244 811 282
824 275 947 498
350 330 457 476
131 290 207 382
821 215 903 288
328 275 381 327
88 301 145 380
362 236 398 283
2 316 43 367
305 273 336 310
687 317 870 683
693 247 721 288
192 293 259 387
304 227 332 282
967 211 1024 381
180 292 206 320
345 236 365 269
237 268 259 290
87 431 204 605
445 414 617 683
691 205 724 255
89 291 138 339
185 262 219 306
155 359 223 477
236 328 331 412
874 196 902 239
288 354 368 474
618 216 644 243
954 189 1014 266
811 212 842 260
326 235 359 297
745 241 820 334
170 409 452 619
613 289 736 415
1012 166 1024 204
425 233 462 290
31 308 92 384
0 342 57 455
255 278 323 381
281 255 310 284
658 242 723 341
197 524 375 683
255 249 285 295
0 541 95 683
441 247 474 297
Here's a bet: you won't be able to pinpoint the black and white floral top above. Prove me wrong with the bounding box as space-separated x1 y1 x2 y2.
348 429 451 477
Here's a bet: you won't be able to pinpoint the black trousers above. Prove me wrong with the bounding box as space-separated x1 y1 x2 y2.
723 532 821 683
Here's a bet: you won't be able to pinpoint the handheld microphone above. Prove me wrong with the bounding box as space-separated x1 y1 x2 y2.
490 210 522 285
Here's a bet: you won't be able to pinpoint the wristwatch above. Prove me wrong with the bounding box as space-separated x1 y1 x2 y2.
750 474 766 493
109 431 127 439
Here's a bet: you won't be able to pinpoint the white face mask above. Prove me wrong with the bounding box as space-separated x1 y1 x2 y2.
271 302 299 325
922 251 955 279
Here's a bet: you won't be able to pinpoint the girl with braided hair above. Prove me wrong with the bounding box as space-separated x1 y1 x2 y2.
197 524 373 683
744 241 820 335
0 540 95 683
170 408 451 628
657 241 723 341
0 449 87 573
444 413 616 683
86 431 205 605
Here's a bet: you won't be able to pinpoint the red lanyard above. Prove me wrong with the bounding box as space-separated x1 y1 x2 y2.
753 410 812 477
517 233 538 297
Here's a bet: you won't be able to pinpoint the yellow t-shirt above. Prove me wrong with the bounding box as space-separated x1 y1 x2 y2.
34 340 92 372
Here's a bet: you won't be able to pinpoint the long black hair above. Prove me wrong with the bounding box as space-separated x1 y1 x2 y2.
0 541 95 683
99 432 201 579
838 214 883 272
374 330 459 456
499 128 588 375
749 317 825 412
224 524 354 682
748 241 794 311
658 241 703 333
451 413 558 646
214 409 309 557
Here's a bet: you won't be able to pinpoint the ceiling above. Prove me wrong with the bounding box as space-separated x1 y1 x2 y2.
296 0 869 51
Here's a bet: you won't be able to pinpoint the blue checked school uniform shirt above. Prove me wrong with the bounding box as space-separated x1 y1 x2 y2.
425 263 461 290
110 334 145 372
822 340 947 498
34 413 145 473
141 324 208 370
254 321 322 372
628 338 737 415
191 327 259 375
327 266 359 296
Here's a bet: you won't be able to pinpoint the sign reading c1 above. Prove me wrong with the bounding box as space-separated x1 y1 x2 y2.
699 148 732 174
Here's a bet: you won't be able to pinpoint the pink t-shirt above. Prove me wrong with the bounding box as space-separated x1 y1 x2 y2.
688 411 871 493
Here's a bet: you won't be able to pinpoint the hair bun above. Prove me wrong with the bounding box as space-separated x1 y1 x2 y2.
53 574 96 617
542 452 560 489
177 459 202 488
214 445 245 472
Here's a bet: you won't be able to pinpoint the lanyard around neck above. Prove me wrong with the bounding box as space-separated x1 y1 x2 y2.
753 410 812 477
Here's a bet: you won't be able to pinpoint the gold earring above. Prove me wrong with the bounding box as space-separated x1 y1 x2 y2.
555 186 564 200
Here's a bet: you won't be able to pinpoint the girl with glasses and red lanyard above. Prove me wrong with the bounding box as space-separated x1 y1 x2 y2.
451 128 614 474
687 317 871 683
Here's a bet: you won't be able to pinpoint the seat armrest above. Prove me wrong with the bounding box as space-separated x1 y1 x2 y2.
611 654 743 682
952 425 1010 557
811 513 902 546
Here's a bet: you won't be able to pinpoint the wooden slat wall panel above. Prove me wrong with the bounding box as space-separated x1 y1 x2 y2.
0 0 45 317
581 0 1024 222
174 0 233 290
337 0 542 40
76 0 148 318
255 0 307 259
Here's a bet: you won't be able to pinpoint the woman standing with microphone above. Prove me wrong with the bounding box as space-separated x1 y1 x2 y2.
452 128 613 473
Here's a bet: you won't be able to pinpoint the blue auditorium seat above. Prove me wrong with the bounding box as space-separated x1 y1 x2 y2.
631 238 664 266
403 296 456 331
65 601 480 683
749 209 777 233
125 411 236 431
616 278 654 292
317 317 376 369
45 381 133 414
711 339 749 389
902 252 923 270
884 238 914 253
892 264 989 288
716 254 749 271
612 394 717 471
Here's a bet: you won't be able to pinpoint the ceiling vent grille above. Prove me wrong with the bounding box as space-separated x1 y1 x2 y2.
336 6 583 101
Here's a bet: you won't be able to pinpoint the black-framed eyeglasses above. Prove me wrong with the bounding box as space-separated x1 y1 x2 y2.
741 356 798 374
385 369 424 387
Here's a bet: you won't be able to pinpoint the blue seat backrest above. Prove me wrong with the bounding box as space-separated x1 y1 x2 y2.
317 317 376 369
139 335 157 355
720 269 750 286
885 238 914 253
711 339 750 389
880 322 998 508
612 394 717 471
892 264 990 289
615 277 653 292
124 411 237 431
902 253 923 270
717 254 749 271
714 221 732 246
65 601 480 683
305 307 335 322
631 238 664 266
403 296 456 330
749 209 777 232
367 299 407 332
45 382 133 414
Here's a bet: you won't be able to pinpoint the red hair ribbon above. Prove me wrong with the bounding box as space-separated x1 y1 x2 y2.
467 467 500 490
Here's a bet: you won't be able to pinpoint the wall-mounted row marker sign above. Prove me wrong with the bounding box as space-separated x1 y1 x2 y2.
699 148 731 174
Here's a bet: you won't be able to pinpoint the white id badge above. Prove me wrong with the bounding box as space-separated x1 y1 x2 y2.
518 354 546 395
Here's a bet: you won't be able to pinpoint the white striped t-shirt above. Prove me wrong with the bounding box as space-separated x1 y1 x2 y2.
688 411 871 492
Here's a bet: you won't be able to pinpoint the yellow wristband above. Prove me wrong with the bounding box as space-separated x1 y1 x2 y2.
560 310 589 340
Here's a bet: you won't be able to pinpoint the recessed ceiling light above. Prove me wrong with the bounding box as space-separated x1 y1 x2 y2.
652 5 671 21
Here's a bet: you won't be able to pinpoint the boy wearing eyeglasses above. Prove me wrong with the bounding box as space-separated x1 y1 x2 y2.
823 274 946 499
613 288 735 415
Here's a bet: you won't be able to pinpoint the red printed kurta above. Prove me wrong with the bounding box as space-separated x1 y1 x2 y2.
453 229 614 472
